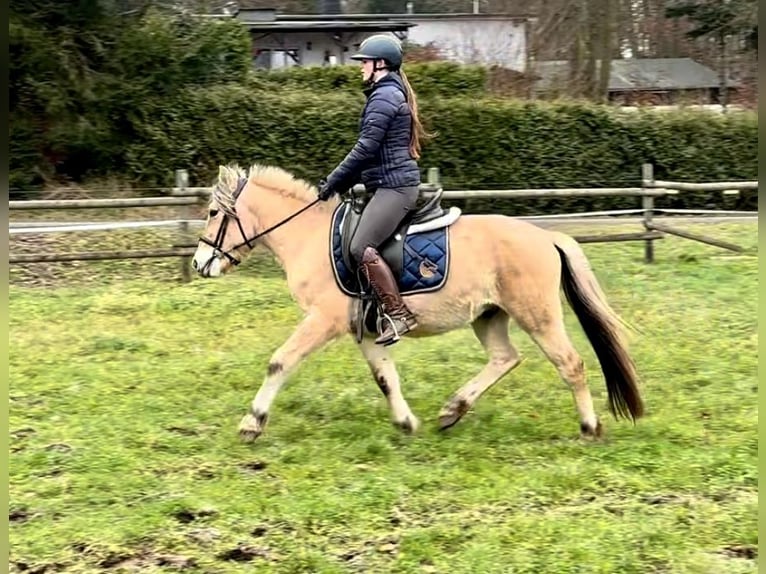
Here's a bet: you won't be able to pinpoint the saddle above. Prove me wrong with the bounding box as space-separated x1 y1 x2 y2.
338 185 456 282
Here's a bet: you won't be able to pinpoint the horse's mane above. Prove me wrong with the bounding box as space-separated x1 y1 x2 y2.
212 163 336 215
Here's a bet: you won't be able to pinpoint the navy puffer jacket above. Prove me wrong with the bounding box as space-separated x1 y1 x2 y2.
326 72 421 192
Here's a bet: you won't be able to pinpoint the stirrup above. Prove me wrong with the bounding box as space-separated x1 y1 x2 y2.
375 312 415 346
376 313 400 345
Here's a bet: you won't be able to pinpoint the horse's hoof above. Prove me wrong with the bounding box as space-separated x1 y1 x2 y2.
394 415 419 435
579 420 603 440
239 412 266 442
438 398 470 430
438 411 461 430
239 429 262 443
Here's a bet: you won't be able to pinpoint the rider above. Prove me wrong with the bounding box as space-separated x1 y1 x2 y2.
317 34 429 346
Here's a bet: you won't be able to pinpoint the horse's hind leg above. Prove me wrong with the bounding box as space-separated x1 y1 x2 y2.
520 311 601 438
358 338 419 434
438 307 522 430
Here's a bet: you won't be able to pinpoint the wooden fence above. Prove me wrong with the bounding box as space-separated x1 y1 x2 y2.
9 164 758 280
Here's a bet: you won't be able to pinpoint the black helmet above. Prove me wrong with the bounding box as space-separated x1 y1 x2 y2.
350 34 403 69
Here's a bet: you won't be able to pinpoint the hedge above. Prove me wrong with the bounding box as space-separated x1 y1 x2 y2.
121 86 757 216
246 62 489 99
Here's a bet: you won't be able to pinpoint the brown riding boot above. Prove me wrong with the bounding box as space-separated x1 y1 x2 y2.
360 246 418 345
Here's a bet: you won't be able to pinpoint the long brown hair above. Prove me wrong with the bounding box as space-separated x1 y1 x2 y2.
399 67 433 159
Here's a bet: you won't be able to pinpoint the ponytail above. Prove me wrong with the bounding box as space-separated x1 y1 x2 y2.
399 67 434 159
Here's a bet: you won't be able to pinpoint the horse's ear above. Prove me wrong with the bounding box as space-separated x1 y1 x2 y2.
217 165 227 182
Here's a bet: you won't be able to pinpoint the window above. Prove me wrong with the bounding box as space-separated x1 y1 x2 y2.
253 49 300 70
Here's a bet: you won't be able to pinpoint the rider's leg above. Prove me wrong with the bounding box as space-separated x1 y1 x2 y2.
349 186 420 345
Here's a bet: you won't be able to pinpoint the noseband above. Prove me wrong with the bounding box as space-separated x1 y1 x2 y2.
198 177 321 272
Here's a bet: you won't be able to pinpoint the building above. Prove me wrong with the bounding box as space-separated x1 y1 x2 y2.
231 8 533 71
532 58 740 105
235 8 412 68
403 12 529 70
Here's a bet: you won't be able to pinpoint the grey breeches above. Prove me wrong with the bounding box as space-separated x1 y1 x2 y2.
349 186 420 266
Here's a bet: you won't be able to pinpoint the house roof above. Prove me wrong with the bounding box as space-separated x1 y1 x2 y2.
232 8 531 32
274 12 532 22
533 58 739 92
234 8 415 31
240 20 415 32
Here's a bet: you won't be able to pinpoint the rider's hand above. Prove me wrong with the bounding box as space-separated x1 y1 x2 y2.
317 179 335 201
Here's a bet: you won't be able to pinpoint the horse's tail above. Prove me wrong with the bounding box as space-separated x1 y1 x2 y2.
551 232 644 422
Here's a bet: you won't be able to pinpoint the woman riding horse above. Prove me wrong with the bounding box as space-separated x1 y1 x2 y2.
317 34 429 346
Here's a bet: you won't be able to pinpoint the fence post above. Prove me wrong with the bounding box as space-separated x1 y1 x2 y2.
427 167 441 189
175 169 192 282
641 163 655 264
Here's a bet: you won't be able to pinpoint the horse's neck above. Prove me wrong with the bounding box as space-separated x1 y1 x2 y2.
248 191 332 274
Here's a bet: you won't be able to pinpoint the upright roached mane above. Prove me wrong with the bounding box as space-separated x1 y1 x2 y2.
208 166 238 217
192 162 645 443
211 164 339 214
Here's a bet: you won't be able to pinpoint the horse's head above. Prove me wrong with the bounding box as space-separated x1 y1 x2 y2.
192 165 256 278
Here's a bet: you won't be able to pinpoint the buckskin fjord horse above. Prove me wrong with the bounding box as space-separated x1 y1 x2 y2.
191 164 644 442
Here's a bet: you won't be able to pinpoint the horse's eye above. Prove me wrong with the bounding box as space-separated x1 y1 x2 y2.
209 209 219 218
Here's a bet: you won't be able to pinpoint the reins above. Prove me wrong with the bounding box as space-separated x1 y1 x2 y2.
229 197 321 253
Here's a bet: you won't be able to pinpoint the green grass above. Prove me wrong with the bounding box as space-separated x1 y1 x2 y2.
9 223 758 573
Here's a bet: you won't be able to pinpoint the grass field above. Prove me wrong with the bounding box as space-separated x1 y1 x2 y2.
9 222 758 574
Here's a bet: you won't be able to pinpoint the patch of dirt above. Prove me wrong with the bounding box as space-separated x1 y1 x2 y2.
193 466 218 480
98 551 139 569
333 534 400 566
155 554 198 570
72 543 197 571
9 507 34 523
217 544 270 562
339 549 363 562
240 460 268 472
11 561 66 573
720 545 757 560
171 507 218 524
100 550 197 570
164 426 199 436
639 494 687 506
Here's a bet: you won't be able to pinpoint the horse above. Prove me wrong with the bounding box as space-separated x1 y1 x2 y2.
191 163 644 442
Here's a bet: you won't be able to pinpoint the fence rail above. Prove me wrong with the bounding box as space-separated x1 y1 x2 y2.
8 219 198 234
440 187 674 199
647 180 758 192
8 195 204 210
9 164 758 276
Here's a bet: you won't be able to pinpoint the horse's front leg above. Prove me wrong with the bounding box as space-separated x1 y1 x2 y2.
239 310 345 442
358 337 419 434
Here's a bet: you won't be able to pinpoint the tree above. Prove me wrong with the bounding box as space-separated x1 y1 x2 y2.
665 0 758 106
10 0 252 191
665 0 757 45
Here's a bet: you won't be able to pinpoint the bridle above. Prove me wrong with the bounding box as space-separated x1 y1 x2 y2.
197 177 321 273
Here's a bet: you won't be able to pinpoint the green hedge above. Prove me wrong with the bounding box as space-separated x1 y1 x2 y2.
123 87 757 215
247 62 489 99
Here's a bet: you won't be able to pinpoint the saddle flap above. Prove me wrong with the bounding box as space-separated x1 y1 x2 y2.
339 203 362 272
